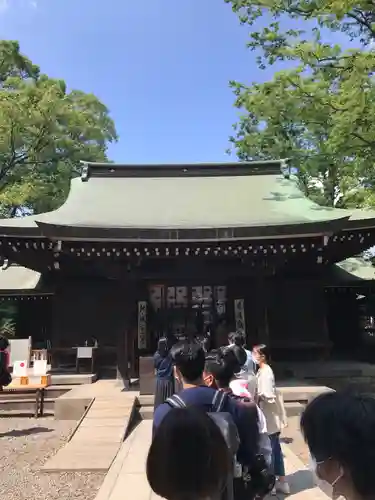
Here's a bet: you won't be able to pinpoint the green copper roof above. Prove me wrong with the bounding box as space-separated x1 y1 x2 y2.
43 172 348 228
0 264 41 290
335 257 375 282
0 161 374 239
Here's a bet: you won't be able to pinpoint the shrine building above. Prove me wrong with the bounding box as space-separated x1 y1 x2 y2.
0 160 375 379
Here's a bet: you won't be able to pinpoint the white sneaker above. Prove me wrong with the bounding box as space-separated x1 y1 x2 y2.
271 486 277 495
276 481 290 495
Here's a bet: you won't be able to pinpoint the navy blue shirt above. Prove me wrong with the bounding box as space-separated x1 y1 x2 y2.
153 352 173 380
153 385 255 466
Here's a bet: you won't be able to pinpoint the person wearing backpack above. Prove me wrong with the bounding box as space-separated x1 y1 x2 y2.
204 347 274 499
204 347 271 464
153 340 273 499
148 406 231 500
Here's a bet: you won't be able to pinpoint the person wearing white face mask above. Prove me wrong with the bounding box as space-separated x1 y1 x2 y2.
301 391 375 500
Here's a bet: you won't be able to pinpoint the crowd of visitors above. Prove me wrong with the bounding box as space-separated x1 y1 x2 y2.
149 330 375 500
150 331 287 499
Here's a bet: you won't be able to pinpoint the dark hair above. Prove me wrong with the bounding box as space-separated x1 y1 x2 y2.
0 335 9 350
227 344 247 368
255 344 270 363
228 331 245 347
147 407 230 500
170 340 205 383
301 391 375 498
205 348 240 387
157 337 169 358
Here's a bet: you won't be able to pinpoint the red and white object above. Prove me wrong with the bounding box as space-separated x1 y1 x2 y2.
13 360 28 377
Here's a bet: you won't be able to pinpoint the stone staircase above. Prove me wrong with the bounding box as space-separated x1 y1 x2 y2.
278 384 332 418
137 395 154 421
276 361 375 395
0 385 73 417
136 384 330 421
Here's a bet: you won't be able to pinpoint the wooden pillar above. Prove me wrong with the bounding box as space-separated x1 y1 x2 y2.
254 274 270 346
116 280 134 385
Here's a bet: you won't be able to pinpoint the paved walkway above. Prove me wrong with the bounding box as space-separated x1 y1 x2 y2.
44 381 137 472
94 419 328 500
94 420 160 500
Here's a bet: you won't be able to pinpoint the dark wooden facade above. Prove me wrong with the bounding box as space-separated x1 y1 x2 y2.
0 160 375 379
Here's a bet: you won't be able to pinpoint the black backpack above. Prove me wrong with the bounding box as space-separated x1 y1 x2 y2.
166 390 240 500
227 393 275 499
167 390 240 455
166 390 275 500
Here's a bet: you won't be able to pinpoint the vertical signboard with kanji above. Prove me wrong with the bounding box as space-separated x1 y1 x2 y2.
234 298 246 336
138 301 147 349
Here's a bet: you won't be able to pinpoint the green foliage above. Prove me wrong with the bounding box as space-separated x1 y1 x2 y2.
0 303 16 337
226 0 375 207
0 40 118 215
0 317 15 337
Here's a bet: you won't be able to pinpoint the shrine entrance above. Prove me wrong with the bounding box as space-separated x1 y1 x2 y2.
147 284 229 350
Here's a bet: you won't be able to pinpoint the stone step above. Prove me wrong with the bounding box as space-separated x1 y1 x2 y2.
139 406 154 420
137 394 154 406
50 373 97 385
138 386 330 407
278 385 332 403
0 408 54 417
0 385 71 400
0 397 55 412
284 402 305 417
140 402 304 420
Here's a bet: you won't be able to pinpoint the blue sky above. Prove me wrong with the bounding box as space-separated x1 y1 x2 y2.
0 0 347 164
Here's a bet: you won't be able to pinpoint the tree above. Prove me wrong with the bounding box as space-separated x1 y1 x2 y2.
226 0 375 207
0 40 117 216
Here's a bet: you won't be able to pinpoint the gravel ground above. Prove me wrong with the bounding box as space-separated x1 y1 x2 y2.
0 417 105 500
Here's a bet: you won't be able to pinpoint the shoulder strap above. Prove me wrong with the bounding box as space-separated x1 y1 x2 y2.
212 390 228 412
165 394 187 409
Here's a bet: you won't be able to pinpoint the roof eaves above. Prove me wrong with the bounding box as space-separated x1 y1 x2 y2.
0 226 42 237
35 217 350 242
80 159 290 180
344 217 375 230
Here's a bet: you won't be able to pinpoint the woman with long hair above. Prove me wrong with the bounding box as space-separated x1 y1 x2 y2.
253 344 290 495
153 336 174 410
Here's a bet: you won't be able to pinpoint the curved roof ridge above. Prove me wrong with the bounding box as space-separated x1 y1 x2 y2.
80 159 289 180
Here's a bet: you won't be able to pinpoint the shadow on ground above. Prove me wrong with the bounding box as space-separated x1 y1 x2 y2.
0 426 53 438
281 437 294 444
